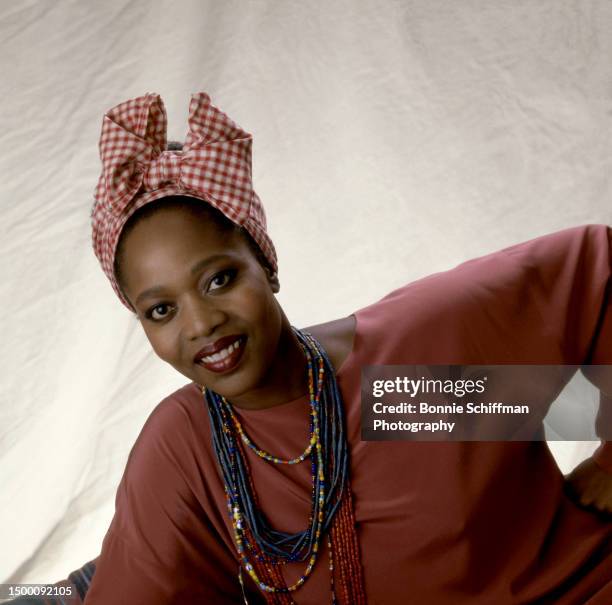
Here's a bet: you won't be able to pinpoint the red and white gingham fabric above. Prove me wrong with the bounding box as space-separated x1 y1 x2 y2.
91 92 277 310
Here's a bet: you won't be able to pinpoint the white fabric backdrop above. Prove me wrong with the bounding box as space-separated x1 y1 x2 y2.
1 0 610 584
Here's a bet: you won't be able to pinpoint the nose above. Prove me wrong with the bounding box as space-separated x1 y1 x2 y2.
180 293 227 340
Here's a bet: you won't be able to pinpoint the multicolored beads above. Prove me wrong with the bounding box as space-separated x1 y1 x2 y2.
203 328 367 604
222 351 323 465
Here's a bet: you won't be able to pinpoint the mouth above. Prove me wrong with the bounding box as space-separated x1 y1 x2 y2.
194 335 246 374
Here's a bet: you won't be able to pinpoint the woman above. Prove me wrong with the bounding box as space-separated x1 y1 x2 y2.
26 92 612 604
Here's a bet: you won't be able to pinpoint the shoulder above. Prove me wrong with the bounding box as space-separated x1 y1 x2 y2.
125 382 207 476
304 315 356 371
112 382 217 522
138 382 203 440
360 224 611 315
498 224 609 258
301 225 610 367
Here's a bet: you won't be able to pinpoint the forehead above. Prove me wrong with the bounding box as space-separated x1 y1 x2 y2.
119 206 247 287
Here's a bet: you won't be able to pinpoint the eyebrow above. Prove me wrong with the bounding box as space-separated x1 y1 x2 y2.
134 254 232 306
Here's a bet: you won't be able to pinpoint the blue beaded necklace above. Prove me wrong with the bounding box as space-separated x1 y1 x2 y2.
203 328 355 602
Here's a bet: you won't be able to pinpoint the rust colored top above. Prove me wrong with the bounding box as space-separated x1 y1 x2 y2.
84 225 612 604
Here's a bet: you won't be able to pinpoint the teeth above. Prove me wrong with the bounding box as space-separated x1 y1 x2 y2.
200 339 241 364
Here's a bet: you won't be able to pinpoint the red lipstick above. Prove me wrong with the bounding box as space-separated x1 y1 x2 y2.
194 335 246 373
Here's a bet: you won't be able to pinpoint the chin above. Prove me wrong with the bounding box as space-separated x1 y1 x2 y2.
190 363 258 399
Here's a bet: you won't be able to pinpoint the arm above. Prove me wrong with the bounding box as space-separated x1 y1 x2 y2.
481 224 612 514
565 227 612 515
567 369 612 515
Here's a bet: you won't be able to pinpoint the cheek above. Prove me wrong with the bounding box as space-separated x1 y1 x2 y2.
142 327 180 366
240 280 281 329
228 278 283 356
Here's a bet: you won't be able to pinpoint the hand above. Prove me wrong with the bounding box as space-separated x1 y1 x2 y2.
565 457 612 516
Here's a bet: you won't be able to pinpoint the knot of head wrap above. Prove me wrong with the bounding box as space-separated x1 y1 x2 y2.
143 150 183 190
91 92 277 310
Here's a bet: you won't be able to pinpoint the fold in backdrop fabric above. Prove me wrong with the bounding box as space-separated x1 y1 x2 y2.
1 0 611 585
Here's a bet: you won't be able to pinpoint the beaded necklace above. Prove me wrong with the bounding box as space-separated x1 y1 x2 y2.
203 328 367 604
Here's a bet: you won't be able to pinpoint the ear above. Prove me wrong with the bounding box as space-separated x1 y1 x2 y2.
265 267 280 293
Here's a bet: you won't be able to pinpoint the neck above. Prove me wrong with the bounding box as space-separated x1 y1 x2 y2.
229 317 309 411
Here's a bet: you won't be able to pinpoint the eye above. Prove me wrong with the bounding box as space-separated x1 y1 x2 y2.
146 303 173 321
208 269 236 292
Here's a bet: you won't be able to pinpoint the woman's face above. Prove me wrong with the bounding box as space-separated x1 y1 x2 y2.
118 206 289 405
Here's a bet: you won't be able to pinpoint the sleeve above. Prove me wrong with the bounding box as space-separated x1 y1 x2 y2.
574 227 612 473
487 224 612 473
360 224 612 469
83 398 251 605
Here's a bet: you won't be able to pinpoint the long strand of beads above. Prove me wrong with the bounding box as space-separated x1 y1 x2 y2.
230 431 296 604
328 535 337 605
219 341 326 559
225 433 295 604
226 385 327 594
209 341 326 591
203 327 363 602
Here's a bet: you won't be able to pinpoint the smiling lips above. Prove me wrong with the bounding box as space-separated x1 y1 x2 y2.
194 335 246 373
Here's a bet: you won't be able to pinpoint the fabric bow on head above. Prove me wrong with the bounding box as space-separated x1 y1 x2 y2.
95 92 255 224
91 92 277 311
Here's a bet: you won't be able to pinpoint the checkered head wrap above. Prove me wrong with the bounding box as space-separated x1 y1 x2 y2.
91 92 277 310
